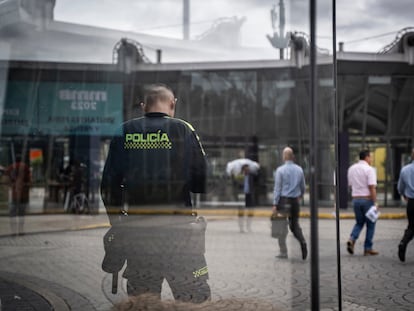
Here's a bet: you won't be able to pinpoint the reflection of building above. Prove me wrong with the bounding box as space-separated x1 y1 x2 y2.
196 16 246 49
2 48 414 208
0 0 55 30
1 1 414 208
0 0 272 63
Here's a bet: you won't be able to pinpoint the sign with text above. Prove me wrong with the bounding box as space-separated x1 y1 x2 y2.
2 81 123 136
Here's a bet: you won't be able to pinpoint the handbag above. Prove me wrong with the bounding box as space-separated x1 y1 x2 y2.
270 213 288 239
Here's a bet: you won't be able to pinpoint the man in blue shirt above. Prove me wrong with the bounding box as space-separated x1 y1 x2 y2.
397 148 414 262
272 147 307 260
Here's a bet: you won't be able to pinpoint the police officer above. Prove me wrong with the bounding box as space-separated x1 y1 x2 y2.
101 84 210 303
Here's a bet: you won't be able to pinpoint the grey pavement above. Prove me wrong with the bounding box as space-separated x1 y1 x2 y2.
0 207 412 311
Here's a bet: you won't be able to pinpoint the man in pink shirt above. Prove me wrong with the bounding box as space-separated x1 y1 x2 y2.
347 150 379 256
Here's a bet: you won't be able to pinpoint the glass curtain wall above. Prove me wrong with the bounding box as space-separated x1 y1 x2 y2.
0 1 339 310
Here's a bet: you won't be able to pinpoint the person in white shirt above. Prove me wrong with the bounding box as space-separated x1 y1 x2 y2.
346 150 378 256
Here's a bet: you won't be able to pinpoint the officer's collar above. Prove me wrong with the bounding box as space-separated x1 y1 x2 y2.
145 112 169 118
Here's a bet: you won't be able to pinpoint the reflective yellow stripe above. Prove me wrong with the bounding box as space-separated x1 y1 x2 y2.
165 116 196 132
192 266 208 278
164 116 205 155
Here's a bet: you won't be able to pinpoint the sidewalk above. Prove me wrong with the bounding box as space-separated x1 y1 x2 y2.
0 207 411 311
0 206 406 237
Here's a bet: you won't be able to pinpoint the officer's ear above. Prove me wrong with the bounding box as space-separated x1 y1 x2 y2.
167 102 175 117
169 98 176 114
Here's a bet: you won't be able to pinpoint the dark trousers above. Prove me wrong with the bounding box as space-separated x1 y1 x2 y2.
401 198 414 246
278 197 306 254
244 193 255 207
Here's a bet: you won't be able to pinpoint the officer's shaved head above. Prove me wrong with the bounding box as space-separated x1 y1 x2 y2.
142 84 176 116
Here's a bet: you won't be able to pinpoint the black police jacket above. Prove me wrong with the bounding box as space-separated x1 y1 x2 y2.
101 112 207 223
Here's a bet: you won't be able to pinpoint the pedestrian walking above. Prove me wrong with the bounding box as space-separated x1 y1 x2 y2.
397 148 414 262
5 154 31 236
238 164 257 233
346 149 379 256
272 147 307 260
100 84 210 303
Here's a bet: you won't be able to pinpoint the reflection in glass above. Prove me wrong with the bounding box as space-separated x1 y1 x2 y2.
0 1 342 310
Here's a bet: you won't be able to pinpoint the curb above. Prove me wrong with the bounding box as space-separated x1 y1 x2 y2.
298 212 406 220
195 209 406 220
0 210 406 238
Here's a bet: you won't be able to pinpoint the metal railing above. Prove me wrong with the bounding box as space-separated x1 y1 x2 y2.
378 27 414 54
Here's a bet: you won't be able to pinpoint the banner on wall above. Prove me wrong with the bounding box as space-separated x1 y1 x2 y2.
1 81 123 136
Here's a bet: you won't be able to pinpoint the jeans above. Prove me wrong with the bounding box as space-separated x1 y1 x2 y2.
350 199 376 250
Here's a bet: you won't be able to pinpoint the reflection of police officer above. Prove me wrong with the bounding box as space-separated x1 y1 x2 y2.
101 84 210 303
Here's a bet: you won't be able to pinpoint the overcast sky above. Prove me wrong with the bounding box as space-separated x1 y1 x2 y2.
54 0 413 53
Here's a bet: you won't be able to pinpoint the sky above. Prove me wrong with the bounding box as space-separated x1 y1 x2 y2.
54 0 414 54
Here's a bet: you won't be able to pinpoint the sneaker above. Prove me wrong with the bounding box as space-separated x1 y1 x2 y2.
301 243 308 260
276 253 288 259
346 240 355 255
398 243 406 262
364 249 379 256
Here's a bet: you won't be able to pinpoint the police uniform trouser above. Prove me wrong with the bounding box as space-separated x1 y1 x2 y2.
122 215 210 303
125 253 210 303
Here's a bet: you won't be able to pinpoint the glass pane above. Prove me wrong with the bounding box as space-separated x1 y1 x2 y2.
0 1 338 310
